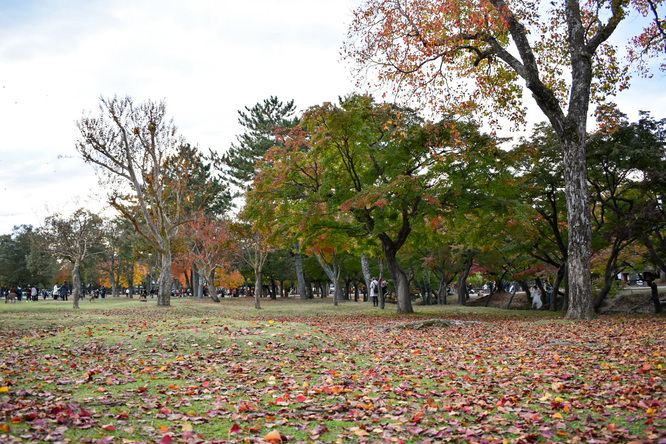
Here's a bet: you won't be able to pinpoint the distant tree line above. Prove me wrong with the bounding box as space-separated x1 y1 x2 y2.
1 95 664 315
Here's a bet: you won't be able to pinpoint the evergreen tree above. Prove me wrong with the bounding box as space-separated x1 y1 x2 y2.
223 96 298 194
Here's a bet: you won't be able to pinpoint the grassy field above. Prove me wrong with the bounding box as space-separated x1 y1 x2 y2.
0 296 664 443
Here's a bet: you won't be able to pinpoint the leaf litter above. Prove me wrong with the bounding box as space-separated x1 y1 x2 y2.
0 305 663 443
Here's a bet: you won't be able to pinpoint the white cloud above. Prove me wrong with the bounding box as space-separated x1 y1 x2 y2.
0 0 361 233
0 0 664 234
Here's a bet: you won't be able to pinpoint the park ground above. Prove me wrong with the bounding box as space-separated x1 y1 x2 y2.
0 297 664 443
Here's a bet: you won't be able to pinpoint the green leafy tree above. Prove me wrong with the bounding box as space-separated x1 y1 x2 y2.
0 225 35 287
249 94 497 313
26 238 59 289
587 111 666 312
345 0 666 319
509 124 570 309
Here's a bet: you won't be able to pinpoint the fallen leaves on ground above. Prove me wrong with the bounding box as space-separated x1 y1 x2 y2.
0 302 663 443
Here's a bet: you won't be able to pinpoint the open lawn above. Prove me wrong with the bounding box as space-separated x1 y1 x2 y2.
0 297 664 443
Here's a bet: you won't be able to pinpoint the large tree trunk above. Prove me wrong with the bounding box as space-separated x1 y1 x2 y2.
648 280 662 314
113 271 120 297
110 253 118 297
437 275 448 305
305 275 313 299
382 242 412 314
127 263 134 298
295 247 308 300
253 268 262 309
457 256 473 306
192 265 201 298
197 276 204 300
157 250 173 307
361 253 372 302
72 260 82 309
562 137 595 319
315 254 342 306
505 0 599 319
208 270 220 302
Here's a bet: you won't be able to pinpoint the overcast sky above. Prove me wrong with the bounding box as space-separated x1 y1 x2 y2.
0 0 664 235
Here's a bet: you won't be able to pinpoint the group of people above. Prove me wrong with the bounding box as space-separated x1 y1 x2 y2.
1 283 113 302
51 283 70 301
3 285 42 302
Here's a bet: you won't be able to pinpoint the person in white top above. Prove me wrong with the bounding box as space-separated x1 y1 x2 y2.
369 277 379 307
530 286 543 310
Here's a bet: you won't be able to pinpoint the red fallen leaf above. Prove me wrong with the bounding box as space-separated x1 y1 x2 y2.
11 417 20 424
160 435 172 444
23 412 38 421
0 424 10 432
230 424 242 434
297 395 307 402
101 424 116 431
70 363 77 368
238 403 253 412
159 407 171 414
413 411 425 423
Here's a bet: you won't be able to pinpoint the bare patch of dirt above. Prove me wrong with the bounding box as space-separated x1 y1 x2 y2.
598 286 664 314
467 291 532 309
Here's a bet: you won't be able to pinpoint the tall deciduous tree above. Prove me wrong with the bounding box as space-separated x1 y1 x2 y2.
37 209 105 309
227 220 273 309
249 94 497 313
76 96 220 307
181 215 235 303
587 112 666 312
345 0 665 319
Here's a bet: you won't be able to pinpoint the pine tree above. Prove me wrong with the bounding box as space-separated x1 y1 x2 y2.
223 96 298 195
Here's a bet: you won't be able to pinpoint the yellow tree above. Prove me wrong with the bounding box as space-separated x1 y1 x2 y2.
345 0 665 319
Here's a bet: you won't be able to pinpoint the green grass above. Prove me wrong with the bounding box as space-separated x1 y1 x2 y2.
0 297 663 443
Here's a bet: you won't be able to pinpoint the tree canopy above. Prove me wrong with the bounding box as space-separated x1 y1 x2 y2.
345 0 666 319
